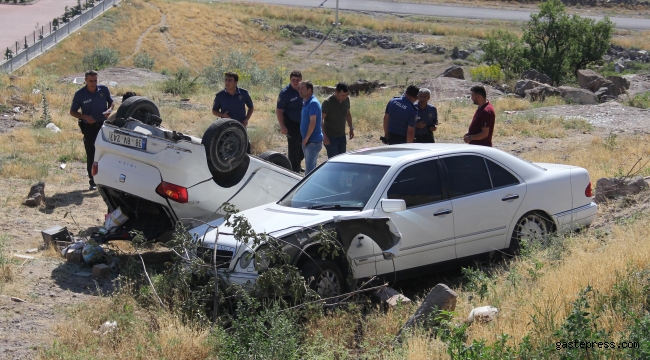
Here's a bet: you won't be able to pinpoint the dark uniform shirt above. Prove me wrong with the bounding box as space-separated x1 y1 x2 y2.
468 101 496 147
321 94 350 138
70 85 114 123
212 87 254 123
385 96 418 136
416 103 438 136
276 84 303 123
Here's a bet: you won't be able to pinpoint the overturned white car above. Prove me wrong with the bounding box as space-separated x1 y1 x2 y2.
192 144 598 297
92 97 302 239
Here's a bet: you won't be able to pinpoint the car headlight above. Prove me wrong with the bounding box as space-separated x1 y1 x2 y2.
254 249 271 272
239 251 253 269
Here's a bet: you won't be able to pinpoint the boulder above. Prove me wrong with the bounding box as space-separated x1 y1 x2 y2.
606 75 631 95
558 86 598 105
314 85 336 96
524 85 565 101
441 66 464 80
585 77 615 93
594 86 616 102
23 181 45 207
521 69 552 86
514 79 543 97
394 283 457 343
577 69 604 90
595 176 649 203
347 79 385 95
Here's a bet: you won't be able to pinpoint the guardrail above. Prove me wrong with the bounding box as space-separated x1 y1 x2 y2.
0 0 122 73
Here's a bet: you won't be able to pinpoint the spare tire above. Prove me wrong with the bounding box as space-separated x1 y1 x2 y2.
202 118 248 173
115 96 161 124
258 151 292 171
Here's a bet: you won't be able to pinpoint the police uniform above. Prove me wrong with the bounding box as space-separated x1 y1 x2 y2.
213 87 254 153
276 84 304 172
384 96 418 145
70 84 113 187
415 103 438 143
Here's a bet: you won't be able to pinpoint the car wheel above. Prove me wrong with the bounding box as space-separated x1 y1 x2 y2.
202 118 247 173
301 259 344 299
258 151 292 171
114 96 160 124
509 212 552 254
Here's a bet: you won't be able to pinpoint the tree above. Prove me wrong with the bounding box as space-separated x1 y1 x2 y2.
481 30 530 80
522 0 613 85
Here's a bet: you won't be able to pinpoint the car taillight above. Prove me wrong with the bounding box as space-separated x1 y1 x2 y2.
585 181 593 197
156 182 188 203
92 162 98 177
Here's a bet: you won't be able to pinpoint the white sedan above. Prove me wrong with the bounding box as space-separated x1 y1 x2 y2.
192 143 597 297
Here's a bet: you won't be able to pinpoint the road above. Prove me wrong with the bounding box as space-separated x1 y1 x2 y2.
0 0 79 53
221 0 650 30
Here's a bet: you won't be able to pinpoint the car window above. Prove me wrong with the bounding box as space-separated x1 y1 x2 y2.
442 155 492 198
486 159 519 188
387 160 443 207
278 162 389 210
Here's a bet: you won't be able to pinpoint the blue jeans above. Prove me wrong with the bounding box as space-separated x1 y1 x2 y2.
302 141 323 174
324 135 347 158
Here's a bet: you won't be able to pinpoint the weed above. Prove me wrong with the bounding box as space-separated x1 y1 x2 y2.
202 50 285 90
0 234 13 284
32 93 51 129
461 266 493 302
291 37 304 45
133 52 155 70
628 91 650 109
469 64 504 85
81 47 119 71
162 68 199 96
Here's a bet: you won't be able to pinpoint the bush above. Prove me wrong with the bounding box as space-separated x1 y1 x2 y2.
202 50 285 90
469 64 504 85
628 91 650 109
481 30 529 80
133 52 155 70
162 68 199 96
81 47 119 71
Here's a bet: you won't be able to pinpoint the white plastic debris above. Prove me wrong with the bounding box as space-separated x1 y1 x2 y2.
13 107 20 113
46 123 61 133
72 77 85 84
468 306 498 323
108 81 118 87
32 89 40 94
60 163 66 169
104 207 129 230
93 321 117 336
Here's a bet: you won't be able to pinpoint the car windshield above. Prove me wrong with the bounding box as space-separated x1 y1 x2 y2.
279 162 390 210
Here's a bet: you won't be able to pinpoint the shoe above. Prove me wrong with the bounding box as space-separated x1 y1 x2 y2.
89 179 97 191
300 167 306 173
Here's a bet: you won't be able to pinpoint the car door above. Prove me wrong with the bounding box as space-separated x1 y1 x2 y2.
440 155 525 258
373 158 456 274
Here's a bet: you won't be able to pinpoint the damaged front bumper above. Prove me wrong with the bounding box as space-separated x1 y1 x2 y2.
216 269 258 292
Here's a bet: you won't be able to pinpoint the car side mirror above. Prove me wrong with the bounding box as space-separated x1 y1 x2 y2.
381 199 406 213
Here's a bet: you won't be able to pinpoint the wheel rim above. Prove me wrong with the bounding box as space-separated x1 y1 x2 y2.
315 269 341 298
516 214 548 245
217 130 241 162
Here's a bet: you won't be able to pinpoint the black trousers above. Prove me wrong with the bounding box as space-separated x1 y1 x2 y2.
414 132 435 143
285 119 304 172
80 121 102 182
388 132 407 145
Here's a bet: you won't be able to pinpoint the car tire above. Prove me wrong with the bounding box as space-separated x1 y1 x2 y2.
258 151 292 171
509 212 552 255
202 118 248 173
114 96 160 123
300 259 344 299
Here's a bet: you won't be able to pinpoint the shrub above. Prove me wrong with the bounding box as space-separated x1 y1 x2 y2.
469 64 504 85
81 47 119 71
162 68 199 96
628 91 650 109
133 52 155 70
202 50 285 90
481 30 529 80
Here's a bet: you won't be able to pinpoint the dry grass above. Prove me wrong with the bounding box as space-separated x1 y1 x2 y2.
611 30 650 51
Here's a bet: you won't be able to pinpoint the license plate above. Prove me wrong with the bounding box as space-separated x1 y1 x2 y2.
108 132 146 150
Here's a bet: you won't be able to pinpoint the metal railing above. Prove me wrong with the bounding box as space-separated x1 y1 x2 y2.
0 0 122 73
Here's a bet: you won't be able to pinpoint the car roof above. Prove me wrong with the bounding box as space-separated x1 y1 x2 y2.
329 143 497 166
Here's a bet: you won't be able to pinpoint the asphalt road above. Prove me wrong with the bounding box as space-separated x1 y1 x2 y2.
223 0 650 30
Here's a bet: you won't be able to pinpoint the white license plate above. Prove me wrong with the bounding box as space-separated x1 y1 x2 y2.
108 132 146 149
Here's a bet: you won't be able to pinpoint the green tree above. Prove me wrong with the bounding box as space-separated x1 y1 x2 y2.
481 30 530 80
522 0 613 85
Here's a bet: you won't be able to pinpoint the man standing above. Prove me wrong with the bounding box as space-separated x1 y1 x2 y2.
212 72 254 127
463 85 495 147
414 88 438 143
299 81 323 174
383 85 419 145
69 70 114 190
276 71 304 172
322 82 354 158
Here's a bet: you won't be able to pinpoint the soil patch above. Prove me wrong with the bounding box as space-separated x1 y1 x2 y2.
58 66 169 87
530 101 650 133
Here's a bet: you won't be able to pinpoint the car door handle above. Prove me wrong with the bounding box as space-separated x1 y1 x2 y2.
434 209 452 216
502 194 520 201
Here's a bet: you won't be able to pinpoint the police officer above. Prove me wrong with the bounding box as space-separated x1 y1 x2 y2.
414 88 438 143
383 85 419 145
69 70 114 190
212 72 254 153
276 70 304 172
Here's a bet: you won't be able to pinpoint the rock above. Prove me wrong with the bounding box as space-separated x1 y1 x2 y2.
595 86 615 102
45 123 61 133
558 86 598 105
577 69 604 90
514 79 543 97
22 181 45 207
374 287 412 307
521 69 552 86
348 79 385 95
594 176 649 203
93 264 111 279
395 283 457 343
441 66 464 80
10 297 26 303
314 85 336 96
524 85 565 101
468 306 498 323
585 78 614 93
25 248 38 254
605 75 631 95
13 254 34 260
